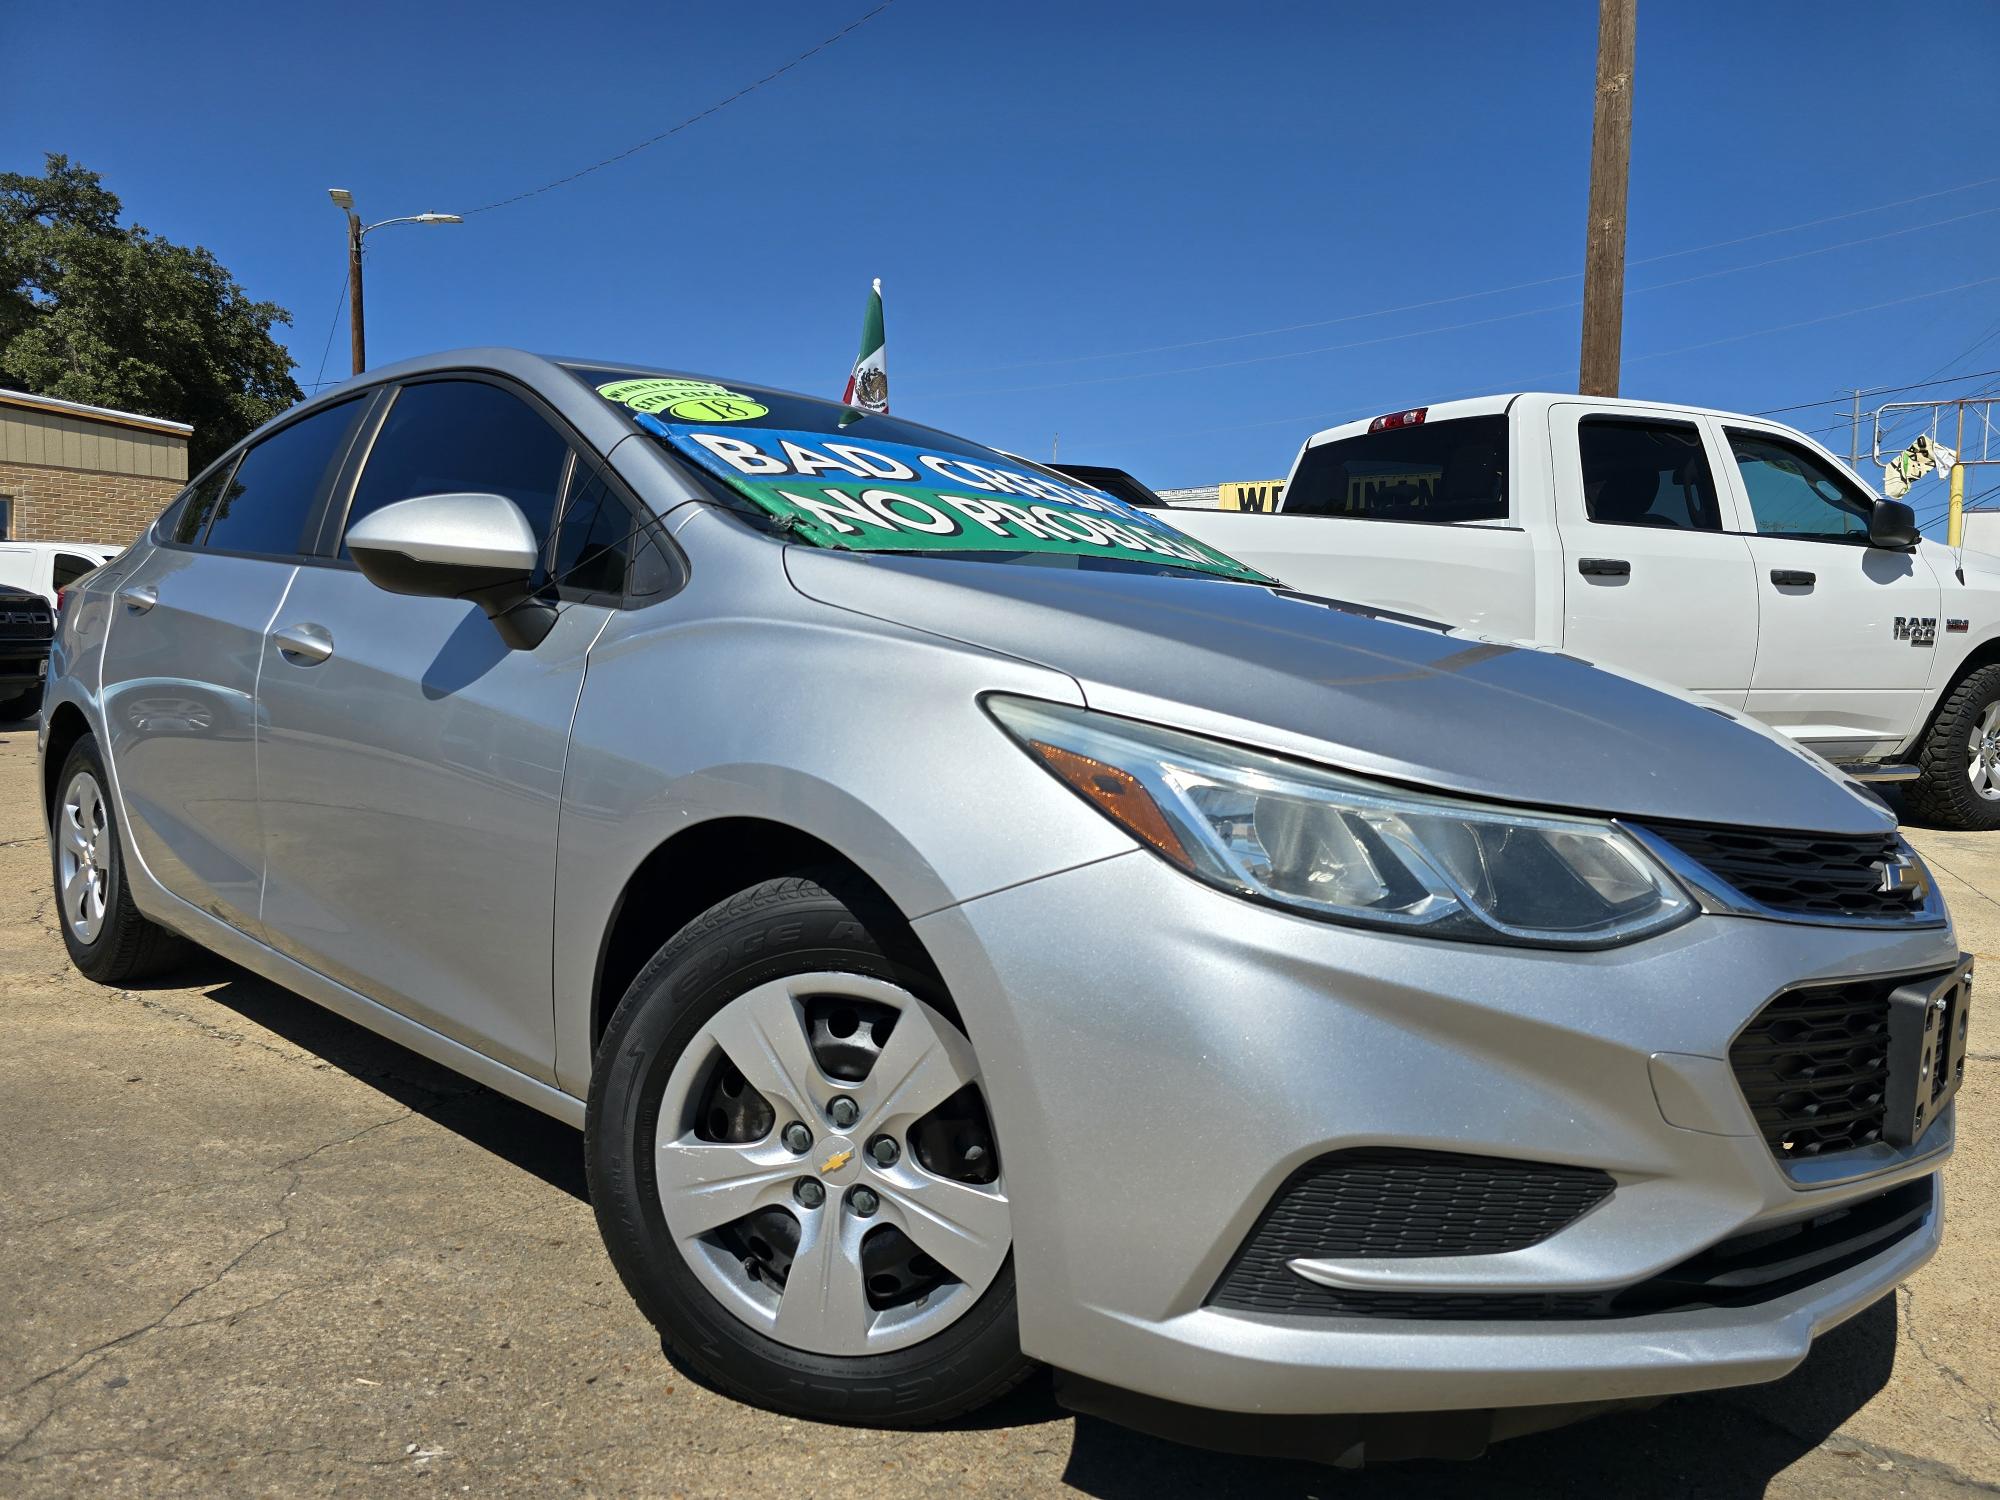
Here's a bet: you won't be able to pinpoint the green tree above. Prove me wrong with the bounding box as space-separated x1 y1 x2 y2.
0 154 302 469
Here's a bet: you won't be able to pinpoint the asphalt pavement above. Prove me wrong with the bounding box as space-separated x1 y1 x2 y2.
2 721 1996 1498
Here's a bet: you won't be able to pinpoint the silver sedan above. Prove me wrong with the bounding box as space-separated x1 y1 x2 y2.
39 349 1966 1463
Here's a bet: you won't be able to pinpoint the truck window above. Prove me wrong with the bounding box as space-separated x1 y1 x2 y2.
1579 419 1721 531
51 552 98 588
1285 416 1507 523
1726 431 1872 541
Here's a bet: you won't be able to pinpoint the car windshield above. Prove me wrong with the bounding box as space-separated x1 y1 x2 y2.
569 365 1272 585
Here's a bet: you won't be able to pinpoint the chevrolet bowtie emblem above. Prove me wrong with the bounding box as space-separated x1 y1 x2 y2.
1874 852 1929 900
820 1148 854 1175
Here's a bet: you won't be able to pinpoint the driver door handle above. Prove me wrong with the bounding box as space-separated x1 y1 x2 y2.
119 585 158 614
273 622 335 666
1771 568 1816 588
1577 557 1630 578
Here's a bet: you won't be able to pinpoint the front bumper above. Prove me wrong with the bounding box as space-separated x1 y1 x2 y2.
914 849 1955 1416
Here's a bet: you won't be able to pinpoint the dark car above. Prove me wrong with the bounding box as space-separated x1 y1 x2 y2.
0 584 54 720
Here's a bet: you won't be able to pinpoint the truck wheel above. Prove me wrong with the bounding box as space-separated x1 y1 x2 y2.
0 690 38 722
1908 663 2000 830
585 873 1033 1426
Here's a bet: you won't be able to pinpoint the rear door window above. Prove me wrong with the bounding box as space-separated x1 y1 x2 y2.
342 379 571 560
1285 416 1508 522
203 397 366 556
1579 418 1722 530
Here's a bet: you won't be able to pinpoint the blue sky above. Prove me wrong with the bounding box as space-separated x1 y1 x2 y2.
9 0 2000 524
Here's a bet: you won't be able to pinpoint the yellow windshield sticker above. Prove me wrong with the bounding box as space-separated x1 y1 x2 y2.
596 378 769 421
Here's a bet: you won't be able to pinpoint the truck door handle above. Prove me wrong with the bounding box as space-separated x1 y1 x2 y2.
1577 557 1630 578
1771 568 1816 588
118 585 158 614
273 622 335 666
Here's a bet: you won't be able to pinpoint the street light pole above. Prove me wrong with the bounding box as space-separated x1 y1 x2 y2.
326 190 462 377
346 209 366 376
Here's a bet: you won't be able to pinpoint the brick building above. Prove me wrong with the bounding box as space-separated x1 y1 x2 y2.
0 388 190 546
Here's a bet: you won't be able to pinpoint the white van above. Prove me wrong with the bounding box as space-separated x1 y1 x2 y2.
0 542 121 605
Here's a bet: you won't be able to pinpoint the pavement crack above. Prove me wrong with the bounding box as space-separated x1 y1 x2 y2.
1 1109 411 1461
1898 1283 2000 1445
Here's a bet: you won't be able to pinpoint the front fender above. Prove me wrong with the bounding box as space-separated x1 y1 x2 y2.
548 602 1135 1097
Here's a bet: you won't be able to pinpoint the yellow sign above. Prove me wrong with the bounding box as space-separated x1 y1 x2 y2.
1220 479 1285 513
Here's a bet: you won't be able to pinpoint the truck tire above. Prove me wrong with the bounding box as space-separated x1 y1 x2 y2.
1908 662 2000 830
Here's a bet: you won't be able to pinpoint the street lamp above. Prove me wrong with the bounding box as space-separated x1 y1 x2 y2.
327 189 463 376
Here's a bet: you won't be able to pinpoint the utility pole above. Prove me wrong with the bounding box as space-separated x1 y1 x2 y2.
325 190 462 379
1578 0 1636 397
1850 388 1862 465
346 210 366 377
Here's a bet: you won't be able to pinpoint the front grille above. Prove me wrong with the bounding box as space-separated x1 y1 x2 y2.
1208 1149 1614 1314
1641 819 1920 921
1208 1176 1931 1321
1730 977 1898 1159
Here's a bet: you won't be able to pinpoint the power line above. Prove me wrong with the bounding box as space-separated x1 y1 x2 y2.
918 172 2000 379
1755 364 2000 417
309 269 350 391
929 272 2000 401
462 2 897 217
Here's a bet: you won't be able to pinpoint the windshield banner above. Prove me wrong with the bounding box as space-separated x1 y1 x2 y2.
641 420 1273 583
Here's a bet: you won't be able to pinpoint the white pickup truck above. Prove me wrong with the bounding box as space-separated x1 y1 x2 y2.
1164 394 2000 829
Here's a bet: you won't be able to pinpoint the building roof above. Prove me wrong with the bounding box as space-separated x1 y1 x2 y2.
0 387 192 439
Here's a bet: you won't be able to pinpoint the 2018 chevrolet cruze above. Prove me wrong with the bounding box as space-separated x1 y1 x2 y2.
40 349 1968 1463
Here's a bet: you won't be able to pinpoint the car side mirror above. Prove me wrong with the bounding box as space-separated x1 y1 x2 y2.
1867 497 1920 551
346 492 555 649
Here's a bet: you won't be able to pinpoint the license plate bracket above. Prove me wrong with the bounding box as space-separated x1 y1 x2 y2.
1883 957 1973 1149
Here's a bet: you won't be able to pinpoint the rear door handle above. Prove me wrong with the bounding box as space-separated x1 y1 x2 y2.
1771 568 1816 588
273 622 335 666
1577 557 1630 578
119 585 158 614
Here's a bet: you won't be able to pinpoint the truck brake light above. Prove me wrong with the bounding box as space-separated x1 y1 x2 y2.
1368 408 1428 433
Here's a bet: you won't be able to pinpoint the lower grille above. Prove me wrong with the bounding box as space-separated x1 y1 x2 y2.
1208 1150 1614 1315
1731 977 1901 1159
1640 819 1922 921
1208 1176 1931 1321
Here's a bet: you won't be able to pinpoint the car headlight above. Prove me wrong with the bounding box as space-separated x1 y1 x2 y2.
988 696 1693 948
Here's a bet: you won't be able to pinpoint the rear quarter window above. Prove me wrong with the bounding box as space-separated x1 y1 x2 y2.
1285 416 1509 523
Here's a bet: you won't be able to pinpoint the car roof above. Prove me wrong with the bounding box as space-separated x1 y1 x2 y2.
1300 392 1806 448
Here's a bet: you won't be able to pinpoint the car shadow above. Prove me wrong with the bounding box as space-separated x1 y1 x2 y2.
135 955 1898 1495
135 954 589 1203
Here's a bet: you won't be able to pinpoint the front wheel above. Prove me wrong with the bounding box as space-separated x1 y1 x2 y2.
585 873 1033 1426
1908 663 2000 830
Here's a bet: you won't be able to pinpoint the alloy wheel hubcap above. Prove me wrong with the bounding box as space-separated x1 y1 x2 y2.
1969 704 2000 800
652 971 1009 1357
57 770 110 944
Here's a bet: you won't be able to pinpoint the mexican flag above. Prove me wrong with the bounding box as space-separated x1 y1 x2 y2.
842 278 888 414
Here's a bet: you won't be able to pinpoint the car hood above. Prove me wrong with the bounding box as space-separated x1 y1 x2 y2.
784 549 1892 835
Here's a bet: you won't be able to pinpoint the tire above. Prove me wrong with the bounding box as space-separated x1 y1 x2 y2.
586 873 1034 1426
0 689 38 722
1908 663 2000 830
50 734 189 983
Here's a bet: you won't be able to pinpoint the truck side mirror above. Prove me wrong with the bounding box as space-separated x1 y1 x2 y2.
1867 497 1919 551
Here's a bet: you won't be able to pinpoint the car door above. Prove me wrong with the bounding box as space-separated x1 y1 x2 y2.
1549 405 1759 706
97 396 369 937
253 375 638 1080
1718 422 1944 756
